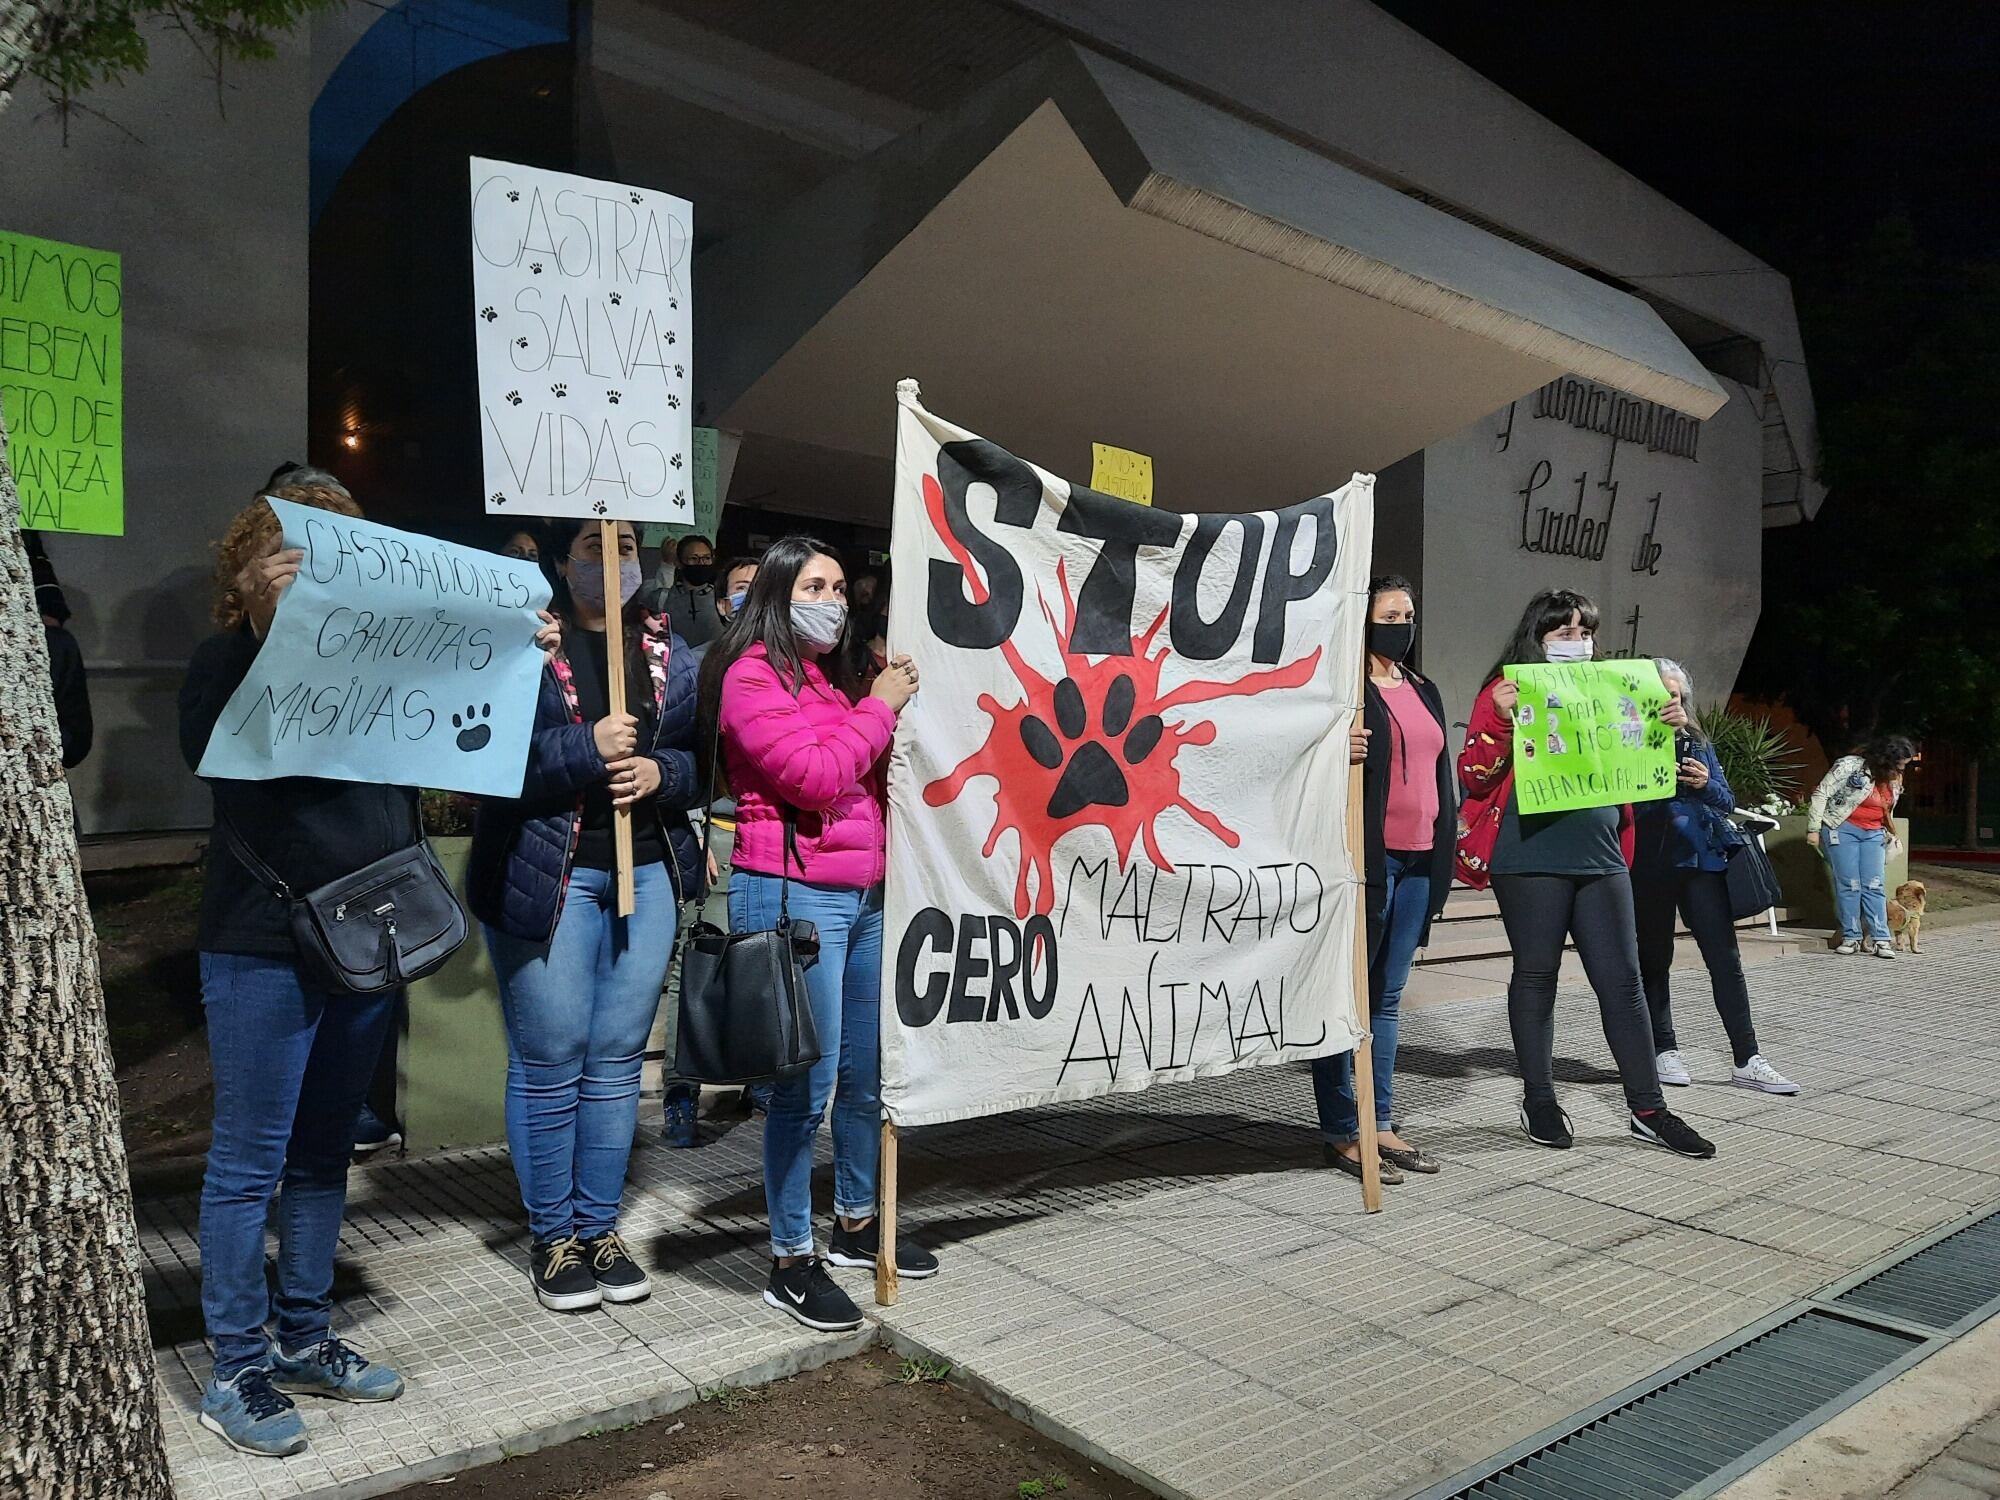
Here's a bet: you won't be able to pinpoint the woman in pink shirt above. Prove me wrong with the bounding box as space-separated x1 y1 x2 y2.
1314 576 1455 1183
698 536 936 1334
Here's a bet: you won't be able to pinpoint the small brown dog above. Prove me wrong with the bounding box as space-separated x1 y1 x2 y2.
1888 880 1927 953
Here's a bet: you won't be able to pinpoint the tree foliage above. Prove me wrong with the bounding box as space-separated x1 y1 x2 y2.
1741 215 2000 757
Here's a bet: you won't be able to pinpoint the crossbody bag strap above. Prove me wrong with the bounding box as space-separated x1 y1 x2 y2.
214 804 295 903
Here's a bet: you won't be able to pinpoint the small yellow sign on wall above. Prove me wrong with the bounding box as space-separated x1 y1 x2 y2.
1089 442 1154 506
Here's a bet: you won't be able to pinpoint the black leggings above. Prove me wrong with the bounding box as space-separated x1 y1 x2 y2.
1633 867 1758 1067
1492 871 1665 1114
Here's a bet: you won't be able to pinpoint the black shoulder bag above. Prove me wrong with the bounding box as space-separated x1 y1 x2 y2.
671 712 823 1085
219 810 467 993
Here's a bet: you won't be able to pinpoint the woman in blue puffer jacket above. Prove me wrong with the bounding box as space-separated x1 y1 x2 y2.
470 518 702 1315
1630 659 1798 1098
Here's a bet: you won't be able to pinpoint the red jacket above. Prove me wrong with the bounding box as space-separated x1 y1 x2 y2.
719 644 895 888
1455 676 1634 889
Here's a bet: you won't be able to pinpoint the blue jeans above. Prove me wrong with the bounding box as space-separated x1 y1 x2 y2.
486 861 676 1243
198 953 397 1381
1823 820 1889 944
729 871 883 1258
1312 848 1434 1143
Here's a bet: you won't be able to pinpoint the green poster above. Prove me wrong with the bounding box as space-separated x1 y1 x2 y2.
0 230 123 536
641 426 720 550
1504 660 1675 813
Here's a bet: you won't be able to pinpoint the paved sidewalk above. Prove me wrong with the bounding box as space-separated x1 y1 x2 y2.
145 926 2000 1500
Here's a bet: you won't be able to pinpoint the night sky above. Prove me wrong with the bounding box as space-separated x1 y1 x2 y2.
1373 3 1999 266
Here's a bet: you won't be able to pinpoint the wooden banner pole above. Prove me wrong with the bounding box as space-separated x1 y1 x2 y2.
875 1120 900 1306
1347 645 1383 1213
601 519 636 918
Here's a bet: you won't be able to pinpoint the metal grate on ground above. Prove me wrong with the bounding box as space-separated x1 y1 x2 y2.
1406 1205 2000 1500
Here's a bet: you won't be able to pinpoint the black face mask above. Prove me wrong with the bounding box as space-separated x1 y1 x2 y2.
1368 621 1415 662
679 562 715 587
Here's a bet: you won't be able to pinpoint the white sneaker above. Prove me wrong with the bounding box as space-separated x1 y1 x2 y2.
1874 942 1896 959
1732 1055 1800 1095
1655 1049 1692 1087
1834 941 1860 955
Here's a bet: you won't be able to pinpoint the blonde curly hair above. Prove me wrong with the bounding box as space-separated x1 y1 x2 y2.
212 482 363 629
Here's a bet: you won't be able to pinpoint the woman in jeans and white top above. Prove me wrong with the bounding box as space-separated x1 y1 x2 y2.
1632 659 1797 1096
699 535 939 1334
1458 590 1717 1160
1807 735 1916 956
1314 576 1454 1183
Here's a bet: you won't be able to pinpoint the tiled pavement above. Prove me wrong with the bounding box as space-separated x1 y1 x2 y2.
145 925 2000 1500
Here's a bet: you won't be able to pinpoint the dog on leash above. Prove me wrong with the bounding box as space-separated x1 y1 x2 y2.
1888 880 1927 953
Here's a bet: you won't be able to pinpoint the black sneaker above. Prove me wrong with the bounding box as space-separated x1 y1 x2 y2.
582 1230 651 1304
764 1257 865 1332
530 1236 602 1312
826 1219 940 1280
1631 1109 1717 1159
1519 1098 1574 1149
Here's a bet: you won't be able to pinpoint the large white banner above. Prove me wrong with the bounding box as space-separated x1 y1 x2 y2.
469 158 693 523
882 386 1370 1128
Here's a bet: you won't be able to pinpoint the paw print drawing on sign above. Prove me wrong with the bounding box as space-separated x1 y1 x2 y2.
668 297 679 311
608 390 622 405
479 306 498 323
673 364 684 379
609 291 622 305
489 492 508 507
506 190 520 202
529 262 543 275
505 390 522 406
673 489 686 507
515 337 529 350
670 453 684 470
629 190 642 204
666 394 681 409
551 383 568 398
591 498 609 516
664 331 677 345
452 705 492 752
1020 673 1162 819
1650 764 1673 790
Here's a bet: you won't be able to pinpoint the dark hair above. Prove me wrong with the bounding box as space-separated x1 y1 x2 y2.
696 535 860 789
676 533 713 561
1368 573 1415 602
1860 734 1918 782
1484 588 1600 686
720 555 759 589
543 518 652 702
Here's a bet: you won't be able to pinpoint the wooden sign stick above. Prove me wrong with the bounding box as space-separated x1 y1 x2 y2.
1347 646 1383 1213
601 518 636 918
875 1120 900 1305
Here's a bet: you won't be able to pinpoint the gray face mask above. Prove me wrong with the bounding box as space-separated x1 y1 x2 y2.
790 599 847 652
570 558 644 609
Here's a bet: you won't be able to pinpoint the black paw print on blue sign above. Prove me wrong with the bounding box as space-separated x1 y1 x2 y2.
489 492 507 507
666 394 681 409
479 306 497 323
669 297 679 311
515 337 529 350
609 291 622 305
670 454 684 470
629 190 642 204
529 262 543 275
608 390 622 405
551 382 567 397
506 190 519 202
673 364 684 379
673 488 686 506
1020 673 1162 819
453 704 492 751
592 498 608 515
664 330 676 345
505 390 522 406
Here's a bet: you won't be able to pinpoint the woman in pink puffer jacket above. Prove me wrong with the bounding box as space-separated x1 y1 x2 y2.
697 535 939 1333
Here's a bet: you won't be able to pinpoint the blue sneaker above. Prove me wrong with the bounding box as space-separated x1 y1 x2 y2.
271 1335 406 1403
200 1366 308 1457
663 1086 698 1148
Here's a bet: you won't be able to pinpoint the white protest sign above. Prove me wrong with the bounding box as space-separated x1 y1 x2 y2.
198 499 553 798
881 387 1369 1128
470 157 693 522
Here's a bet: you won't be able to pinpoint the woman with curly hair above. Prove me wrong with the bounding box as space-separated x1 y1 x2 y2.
1807 733 1918 956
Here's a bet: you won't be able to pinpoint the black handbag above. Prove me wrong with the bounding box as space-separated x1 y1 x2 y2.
1724 833 1784 921
220 811 468 993
671 752 824 1084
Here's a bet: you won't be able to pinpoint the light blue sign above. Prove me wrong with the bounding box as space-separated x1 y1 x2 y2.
199 498 553 797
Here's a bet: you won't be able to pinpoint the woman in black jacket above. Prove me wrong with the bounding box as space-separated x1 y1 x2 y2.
1311 576 1455 1183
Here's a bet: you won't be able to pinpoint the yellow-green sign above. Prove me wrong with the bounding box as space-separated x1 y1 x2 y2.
1504 660 1674 813
1 230 123 536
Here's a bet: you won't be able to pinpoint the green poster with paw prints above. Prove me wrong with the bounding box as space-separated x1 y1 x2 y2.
1504 661 1674 813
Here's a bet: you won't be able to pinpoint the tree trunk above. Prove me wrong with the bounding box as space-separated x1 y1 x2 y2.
0 414 174 1497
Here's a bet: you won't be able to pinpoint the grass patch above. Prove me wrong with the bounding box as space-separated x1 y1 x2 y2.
698 1384 763 1413
1019 1477 1069 1497
895 1355 953 1385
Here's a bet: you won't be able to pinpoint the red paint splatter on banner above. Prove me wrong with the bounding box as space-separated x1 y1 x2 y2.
920 471 1321 917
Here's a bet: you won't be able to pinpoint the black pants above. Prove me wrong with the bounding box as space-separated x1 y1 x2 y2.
1492 871 1665 1114
1632 866 1758 1067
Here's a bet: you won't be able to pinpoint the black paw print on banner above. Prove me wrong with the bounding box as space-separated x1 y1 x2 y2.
609 291 622 305
489 492 507 507
506 190 520 202
608 390 622 405
668 297 679 311
666 394 681 409
673 363 684 379
479 306 497 323
673 488 686 506
629 190 642 204
592 498 609 515
664 330 677 345
504 390 522 406
1019 673 1163 819
529 262 543 275
670 453 684 470
550 382 567 397
515 337 529 350
453 704 492 751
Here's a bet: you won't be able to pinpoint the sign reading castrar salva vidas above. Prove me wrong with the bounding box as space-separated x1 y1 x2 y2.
880 384 1370 1129
0 229 123 535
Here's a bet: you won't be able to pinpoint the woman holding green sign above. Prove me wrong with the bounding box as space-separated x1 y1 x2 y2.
1457 589 1717 1160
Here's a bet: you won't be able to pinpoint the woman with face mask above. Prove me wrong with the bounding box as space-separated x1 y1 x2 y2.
469 518 702 1314
1312 576 1455 1184
1458 590 1717 1161
696 536 937 1333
